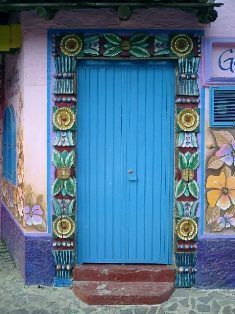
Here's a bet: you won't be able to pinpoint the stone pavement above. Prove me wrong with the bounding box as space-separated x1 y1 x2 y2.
0 241 234 314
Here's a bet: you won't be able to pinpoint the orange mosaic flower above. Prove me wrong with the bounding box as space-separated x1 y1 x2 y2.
206 172 235 211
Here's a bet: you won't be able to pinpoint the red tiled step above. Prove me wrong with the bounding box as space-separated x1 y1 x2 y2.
73 281 175 305
73 264 175 282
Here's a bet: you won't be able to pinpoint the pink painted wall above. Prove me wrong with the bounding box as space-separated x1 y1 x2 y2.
204 0 235 37
6 0 233 234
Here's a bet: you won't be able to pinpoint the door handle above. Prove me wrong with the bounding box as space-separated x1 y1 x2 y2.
128 169 137 181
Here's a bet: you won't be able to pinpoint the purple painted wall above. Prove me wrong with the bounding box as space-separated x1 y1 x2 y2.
1 202 54 285
196 238 235 289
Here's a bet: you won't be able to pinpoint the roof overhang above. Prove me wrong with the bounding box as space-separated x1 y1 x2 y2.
0 1 223 23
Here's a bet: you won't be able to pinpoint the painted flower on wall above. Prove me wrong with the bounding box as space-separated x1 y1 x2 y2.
24 204 43 226
215 142 235 166
208 131 235 169
206 130 235 233
206 171 235 211
23 184 47 231
217 213 235 230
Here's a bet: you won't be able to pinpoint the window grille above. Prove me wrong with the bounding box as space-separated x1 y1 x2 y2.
2 106 16 183
210 86 235 127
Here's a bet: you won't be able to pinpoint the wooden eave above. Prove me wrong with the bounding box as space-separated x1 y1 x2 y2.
0 1 224 23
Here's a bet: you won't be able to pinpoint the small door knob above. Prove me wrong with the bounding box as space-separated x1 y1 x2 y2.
128 169 134 174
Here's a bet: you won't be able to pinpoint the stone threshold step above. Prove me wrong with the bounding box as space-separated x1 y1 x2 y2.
73 264 175 282
73 281 175 305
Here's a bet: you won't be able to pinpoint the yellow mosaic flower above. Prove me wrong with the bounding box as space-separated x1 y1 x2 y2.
177 109 199 132
170 34 193 57
60 35 83 56
53 107 75 131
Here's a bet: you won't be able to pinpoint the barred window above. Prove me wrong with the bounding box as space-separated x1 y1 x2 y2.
2 106 16 183
210 86 235 127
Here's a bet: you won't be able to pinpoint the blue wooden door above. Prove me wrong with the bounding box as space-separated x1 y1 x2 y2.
77 61 175 264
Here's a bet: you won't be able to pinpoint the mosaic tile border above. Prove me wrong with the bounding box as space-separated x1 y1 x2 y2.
50 31 201 287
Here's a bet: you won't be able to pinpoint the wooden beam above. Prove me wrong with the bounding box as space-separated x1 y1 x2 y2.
0 2 223 10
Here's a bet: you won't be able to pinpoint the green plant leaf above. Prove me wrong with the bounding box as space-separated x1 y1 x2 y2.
175 180 187 198
61 183 66 197
176 201 184 217
130 33 149 45
83 48 99 56
129 46 150 58
103 46 122 57
191 133 198 147
53 198 61 216
84 35 99 43
139 42 149 48
178 152 187 170
154 48 171 56
188 180 199 198
188 152 199 170
104 33 121 45
68 199 75 215
184 186 190 197
61 150 68 163
191 201 199 217
65 178 76 197
104 43 113 49
65 150 74 168
155 35 169 43
184 152 191 164
52 178 62 196
52 150 63 168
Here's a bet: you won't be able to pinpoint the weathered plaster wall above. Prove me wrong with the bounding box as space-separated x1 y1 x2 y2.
21 31 47 232
0 52 25 228
0 47 47 233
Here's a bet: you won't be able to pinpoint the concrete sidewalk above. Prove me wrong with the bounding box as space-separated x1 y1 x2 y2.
0 241 234 314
